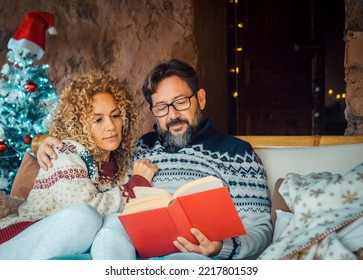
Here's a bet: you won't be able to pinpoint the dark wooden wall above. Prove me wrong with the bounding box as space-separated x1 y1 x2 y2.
194 0 229 134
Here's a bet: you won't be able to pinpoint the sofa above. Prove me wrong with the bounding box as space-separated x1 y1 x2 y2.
7 135 363 259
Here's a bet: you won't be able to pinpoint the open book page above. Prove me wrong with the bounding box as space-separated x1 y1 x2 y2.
133 186 172 199
133 175 223 199
172 175 223 198
122 175 224 216
122 195 171 215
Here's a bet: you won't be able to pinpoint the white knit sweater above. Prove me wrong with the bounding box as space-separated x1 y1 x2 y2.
0 140 126 230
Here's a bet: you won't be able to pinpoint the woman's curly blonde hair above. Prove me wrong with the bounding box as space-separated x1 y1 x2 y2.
48 72 140 183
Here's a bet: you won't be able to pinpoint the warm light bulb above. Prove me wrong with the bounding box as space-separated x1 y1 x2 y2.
336 94 341 99
232 91 238 98
342 93 346 98
236 47 243 52
238 23 243 28
328 89 333 95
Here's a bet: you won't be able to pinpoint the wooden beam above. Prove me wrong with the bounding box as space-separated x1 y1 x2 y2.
235 135 363 148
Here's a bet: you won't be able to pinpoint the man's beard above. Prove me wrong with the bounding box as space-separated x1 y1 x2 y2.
156 108 203 148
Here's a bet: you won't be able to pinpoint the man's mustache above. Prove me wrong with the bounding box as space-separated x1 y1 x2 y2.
166 119 189 130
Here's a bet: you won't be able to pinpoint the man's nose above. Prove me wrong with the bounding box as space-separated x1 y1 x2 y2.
167 105 181 118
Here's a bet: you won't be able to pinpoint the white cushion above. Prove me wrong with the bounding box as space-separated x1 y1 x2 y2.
254 143 363 197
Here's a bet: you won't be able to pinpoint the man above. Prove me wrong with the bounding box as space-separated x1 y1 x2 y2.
37 59 272 259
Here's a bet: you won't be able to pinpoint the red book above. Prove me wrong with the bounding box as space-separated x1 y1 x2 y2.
118 176 246 259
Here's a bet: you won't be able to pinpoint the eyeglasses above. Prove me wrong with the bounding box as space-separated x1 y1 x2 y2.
150 93 195 117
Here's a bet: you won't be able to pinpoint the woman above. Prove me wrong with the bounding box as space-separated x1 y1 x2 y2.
0 73 157 259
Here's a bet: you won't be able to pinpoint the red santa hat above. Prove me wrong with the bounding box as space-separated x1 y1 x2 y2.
8 11 57 60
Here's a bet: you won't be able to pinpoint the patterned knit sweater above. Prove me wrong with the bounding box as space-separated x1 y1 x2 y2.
133 118 272 259
0 140 127 231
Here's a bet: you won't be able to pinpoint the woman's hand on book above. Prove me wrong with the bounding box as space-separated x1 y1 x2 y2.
173 228 223 257
132 159 158 183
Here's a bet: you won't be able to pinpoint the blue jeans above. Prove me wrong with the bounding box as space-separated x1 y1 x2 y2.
91 213 137 259
0 204 102 260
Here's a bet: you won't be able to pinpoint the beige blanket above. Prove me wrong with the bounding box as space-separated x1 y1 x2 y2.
0 191 24 219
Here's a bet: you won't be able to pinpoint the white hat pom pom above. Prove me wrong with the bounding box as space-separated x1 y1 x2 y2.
0 177 8 190
48 26 57 35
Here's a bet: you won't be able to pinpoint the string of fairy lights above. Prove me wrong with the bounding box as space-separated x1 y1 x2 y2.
228 0 242 100
226 0 243 134
328 88 346 100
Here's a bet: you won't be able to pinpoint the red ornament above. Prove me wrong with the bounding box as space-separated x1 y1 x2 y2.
22 135 32 145
25 81 38 92
0 140 7 152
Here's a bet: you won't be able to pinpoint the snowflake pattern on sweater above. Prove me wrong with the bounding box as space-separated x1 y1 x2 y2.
132 118 272 259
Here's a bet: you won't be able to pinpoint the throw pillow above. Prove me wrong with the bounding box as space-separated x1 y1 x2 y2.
10 152 40 199
270 178 291 229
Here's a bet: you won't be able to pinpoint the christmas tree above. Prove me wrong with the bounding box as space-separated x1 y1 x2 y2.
0 11 58 194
